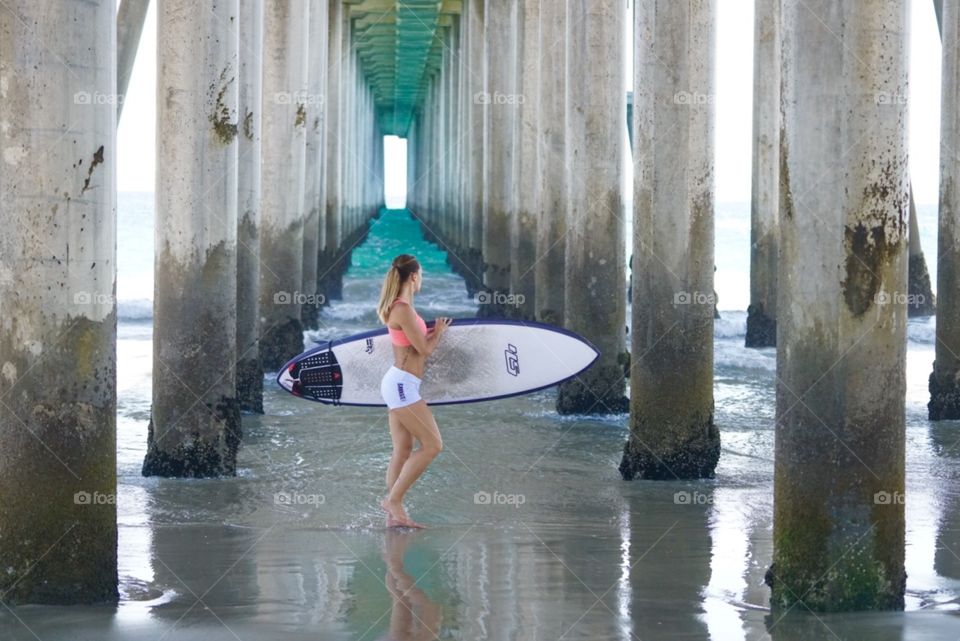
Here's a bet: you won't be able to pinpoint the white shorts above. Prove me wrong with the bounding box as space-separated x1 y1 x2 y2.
380 365 423 409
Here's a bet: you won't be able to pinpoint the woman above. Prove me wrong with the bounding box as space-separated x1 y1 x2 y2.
376 254 452 528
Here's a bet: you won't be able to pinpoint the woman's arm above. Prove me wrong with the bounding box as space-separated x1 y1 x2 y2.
394 305 440 356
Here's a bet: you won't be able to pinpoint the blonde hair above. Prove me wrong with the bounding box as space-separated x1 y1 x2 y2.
377 254 421 324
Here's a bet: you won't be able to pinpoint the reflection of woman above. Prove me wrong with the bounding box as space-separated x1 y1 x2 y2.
376 254 451 528
376 529 443 641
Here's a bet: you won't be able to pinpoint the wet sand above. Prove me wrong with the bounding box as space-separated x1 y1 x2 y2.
3 208 958 640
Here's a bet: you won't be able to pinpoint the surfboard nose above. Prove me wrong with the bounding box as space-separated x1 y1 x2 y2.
277 366 295 393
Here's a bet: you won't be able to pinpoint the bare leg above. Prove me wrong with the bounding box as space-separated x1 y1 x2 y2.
381 400 442 527
386 410 413 491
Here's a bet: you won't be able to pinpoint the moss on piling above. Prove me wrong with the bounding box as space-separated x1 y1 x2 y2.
0 314 118 604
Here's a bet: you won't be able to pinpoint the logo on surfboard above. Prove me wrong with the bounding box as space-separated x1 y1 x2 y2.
504 343 519 376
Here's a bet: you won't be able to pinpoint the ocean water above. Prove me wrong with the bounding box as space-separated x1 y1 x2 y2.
1 195 957 640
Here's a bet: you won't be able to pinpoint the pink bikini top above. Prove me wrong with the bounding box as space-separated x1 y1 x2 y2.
387 298 427 346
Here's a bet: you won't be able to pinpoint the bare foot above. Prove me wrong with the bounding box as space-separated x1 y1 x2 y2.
380 497 426 529
380 496 406 519
386 514 426 528
396 515 426 529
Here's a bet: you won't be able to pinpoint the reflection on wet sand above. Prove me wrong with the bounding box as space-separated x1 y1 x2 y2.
375 530 443 641
931 423 960 582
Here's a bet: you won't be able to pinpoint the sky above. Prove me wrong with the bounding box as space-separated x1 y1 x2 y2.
118 0 944 207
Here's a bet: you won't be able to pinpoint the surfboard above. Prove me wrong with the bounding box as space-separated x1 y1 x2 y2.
276 318 600 406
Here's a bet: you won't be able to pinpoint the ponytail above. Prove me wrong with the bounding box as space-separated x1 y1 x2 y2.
377 254 420 323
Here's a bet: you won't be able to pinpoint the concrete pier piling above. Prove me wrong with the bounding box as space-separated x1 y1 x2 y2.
768 0 908 611
907 189 936 317
442 23 465 274
144 0 242 478
438 34 452 246
236 0 265 414
556 0 627 415
342 30 354 259
535 0 567 326
510 0 540 321
321 0 343 305
450 19 466 271
258 0 309 372
620 0 719 476
931 0 960 420
746 0 779 349
318 0 369 303
456 10 473 286
904 0 943 319
116 0 151 119
479 0 518 317
0 0 118 603
301 0 328 330
466 0 487 296
1 0 935 610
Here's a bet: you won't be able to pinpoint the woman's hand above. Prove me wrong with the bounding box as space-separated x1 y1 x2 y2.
433 317 452 336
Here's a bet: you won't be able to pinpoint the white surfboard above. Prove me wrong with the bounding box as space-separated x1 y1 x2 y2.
276 318 600 406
